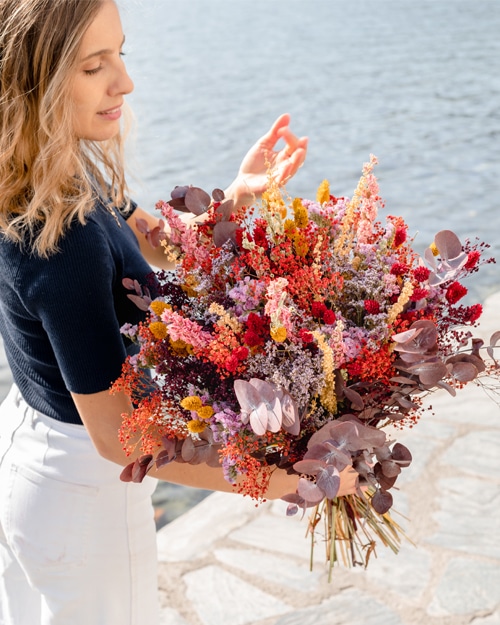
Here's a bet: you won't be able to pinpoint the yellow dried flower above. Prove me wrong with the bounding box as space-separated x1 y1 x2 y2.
197 405 214 420
284 219 297 238
208 303 242 333
293 232 309 257
149 322 168 340
312 331 337 414
270 326 287 342
316 180 330 205
170 339 193 356
150 301 172 316
387 281 414 325
351 256 362 271
429 242 439 256
187 419 206 434
292 198 308 229
180 396 203 411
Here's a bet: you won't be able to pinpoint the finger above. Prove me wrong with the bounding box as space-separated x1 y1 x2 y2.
258 113 291 150
277 126 300 154
277 135 308 163
273 146 307 185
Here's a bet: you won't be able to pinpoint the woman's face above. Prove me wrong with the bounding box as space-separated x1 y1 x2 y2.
71 0 134 141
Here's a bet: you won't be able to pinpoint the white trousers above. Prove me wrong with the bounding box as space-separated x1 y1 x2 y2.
0 385 160 625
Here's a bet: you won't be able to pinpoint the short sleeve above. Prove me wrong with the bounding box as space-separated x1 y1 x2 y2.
24 219 135 395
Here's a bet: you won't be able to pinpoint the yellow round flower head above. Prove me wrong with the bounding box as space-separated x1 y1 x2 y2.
270 326 287 343
170 339 193 357
316 180 330 205
197 405 214 420
187 419 206 434
150 301 172 316
180 396 203 411
429 242 440 257
149 322 168 340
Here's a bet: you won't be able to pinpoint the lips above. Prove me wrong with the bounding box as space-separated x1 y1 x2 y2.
97 106 122 120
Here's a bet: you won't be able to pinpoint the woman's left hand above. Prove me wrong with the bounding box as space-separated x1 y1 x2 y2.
225 113 308 209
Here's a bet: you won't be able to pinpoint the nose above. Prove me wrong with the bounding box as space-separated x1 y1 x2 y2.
110 59 134 96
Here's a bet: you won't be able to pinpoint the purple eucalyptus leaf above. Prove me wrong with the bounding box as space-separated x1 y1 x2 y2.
119 461 135 482
181 437 196 463
380 459 402 478
406 360 448 386
303 442 352 472
390 375 418 385
393 319 438 354
391 443 412 467
434 230 463 261
213 221 239 247
297 477 325 505
276 390 300 435
127 294 152 311
371 489 393 514
487 331 500 364
156 449 176 469
122 277 136 291
435 380 457 396
134 217 149 235
185 187 212 215
167 197 190 211
293 457 326 476
170 185 190 200
250 403 272 436
212 188 225 202
215 199 235 221
342 386 364 410
449 361 480 383
316 466 341 499
374 463 398 490
131 454 154 483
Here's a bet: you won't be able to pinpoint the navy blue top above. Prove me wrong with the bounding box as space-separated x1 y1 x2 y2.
0 197 152 424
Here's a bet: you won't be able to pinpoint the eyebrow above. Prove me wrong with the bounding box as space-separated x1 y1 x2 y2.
80 35 126 62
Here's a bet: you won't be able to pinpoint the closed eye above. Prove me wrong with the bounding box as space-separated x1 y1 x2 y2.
84 65 103 76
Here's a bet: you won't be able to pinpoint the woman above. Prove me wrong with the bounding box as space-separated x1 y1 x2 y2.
0 1 354 623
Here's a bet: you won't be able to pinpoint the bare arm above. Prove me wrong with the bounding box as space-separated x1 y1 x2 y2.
71 388 358 499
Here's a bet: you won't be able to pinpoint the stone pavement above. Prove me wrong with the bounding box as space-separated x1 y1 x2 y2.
156 292 500 625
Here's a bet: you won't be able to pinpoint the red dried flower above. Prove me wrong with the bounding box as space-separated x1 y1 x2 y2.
311 301 327 318
253 226 268 249
445 281 468 305
323 309 336 325
364 299 381 314
298 329 314 343
464 303 482 323
413 267 431 282
465 250 481 270
390 262 408 276
394 227 407 248
243 330 263 347
410 288 429 302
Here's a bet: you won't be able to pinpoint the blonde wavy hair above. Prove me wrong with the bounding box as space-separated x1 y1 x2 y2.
0 0 131 257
